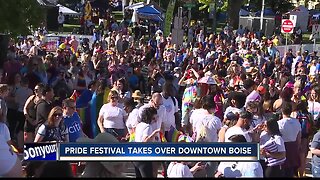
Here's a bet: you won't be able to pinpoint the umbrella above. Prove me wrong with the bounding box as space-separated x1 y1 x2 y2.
198 76 217 85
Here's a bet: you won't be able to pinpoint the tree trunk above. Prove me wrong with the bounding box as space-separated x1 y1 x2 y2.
227 0 244 29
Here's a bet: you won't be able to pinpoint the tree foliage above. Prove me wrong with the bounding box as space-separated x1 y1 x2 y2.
0 0 45 36
248 0 294 14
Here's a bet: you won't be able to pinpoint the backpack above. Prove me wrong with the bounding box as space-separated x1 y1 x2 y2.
296 111 313 138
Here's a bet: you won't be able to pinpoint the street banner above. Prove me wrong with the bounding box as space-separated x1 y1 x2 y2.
164 0 177 37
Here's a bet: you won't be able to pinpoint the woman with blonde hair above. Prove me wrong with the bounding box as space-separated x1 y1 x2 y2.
34 106 69 142
97 90 128 140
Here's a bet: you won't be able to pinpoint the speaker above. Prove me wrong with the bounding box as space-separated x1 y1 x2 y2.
0 34 9 69
46 6 59 31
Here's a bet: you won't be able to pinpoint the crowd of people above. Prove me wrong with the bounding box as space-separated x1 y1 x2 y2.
1 17 320 178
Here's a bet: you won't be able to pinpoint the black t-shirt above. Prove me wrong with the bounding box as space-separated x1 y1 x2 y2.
36 99 53 129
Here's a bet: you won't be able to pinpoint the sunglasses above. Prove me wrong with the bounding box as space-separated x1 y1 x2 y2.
53 113 63 117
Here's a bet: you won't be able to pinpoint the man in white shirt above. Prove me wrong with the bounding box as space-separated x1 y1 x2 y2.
138 92 167 142
138 92 167 177
225 111 255 143
57 12 65 33
161 83 179 133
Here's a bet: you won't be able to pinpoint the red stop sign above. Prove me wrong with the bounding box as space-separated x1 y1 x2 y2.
282 19 294 33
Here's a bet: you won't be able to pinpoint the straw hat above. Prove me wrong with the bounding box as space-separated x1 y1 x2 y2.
132 90 144 99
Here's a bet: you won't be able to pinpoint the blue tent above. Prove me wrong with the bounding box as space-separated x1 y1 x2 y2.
255 9 275 16
137 5 161 15
138 13 163 21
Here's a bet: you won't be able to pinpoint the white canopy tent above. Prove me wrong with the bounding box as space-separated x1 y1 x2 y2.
286 5 309 32
57 4 80 16
125 2 145 10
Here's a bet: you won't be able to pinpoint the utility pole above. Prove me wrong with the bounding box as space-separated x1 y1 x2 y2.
260 0 265 31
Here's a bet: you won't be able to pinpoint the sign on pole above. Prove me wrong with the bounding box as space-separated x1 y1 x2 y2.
281 19 294 34
312 24 320 39
289 15 297 27
281 19 294 53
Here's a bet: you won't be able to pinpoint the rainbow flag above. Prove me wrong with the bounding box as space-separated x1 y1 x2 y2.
165 125 183 142
160 131 167 143
129 132 135 142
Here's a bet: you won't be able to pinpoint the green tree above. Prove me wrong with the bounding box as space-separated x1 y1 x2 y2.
227 0 244 29
248 0 294 14
0 0 45 36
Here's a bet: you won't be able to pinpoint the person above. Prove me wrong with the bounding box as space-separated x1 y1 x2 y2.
292 101 314 177
310 120 320 177
178 66 200 133
58 12 65 33
133 107 161 178
192 95 222 177
277 102 301 177
35 85 54 132
218 112 238 142
0 84 9 124
161 83 179 133
137 92 167 177
23 83 45 143
97 90 127 140
13 77 33 149
167 161 204 178
131 90 144 108
259 117 286 177
215 134 264 178
62 98 86 142
224 111 257 143
0 135 23 177
78 133 127 177
34 106 69 142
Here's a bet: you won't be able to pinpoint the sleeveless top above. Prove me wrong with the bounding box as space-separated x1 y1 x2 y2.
27 95 37 121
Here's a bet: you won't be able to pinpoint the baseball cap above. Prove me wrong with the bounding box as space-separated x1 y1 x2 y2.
226 112 238 121
257 86 266 95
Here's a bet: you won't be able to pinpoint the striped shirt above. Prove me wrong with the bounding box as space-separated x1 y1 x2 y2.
260 135 286 166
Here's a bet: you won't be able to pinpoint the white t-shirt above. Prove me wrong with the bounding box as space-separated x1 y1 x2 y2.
189 108 206 125
224 126 252 142
126 108 139 132
224 106 243 119
0 122 10 142
99 103 127 129
308 100 320 121
134 122 153 142
277 117 301 142
167 162 193 178
193 113 222 142
161 95 179 131
138 103 166 142
0 135 17 175
218 161 263 178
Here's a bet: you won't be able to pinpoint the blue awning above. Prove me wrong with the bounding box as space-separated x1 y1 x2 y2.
138 13 163 22
137 5 161 15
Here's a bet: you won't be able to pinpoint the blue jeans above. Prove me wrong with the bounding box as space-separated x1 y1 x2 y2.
312 165 320 177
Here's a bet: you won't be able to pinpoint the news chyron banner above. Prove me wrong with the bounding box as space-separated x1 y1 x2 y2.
24 143 259 161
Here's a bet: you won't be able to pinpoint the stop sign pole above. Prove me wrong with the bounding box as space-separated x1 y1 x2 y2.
281 19 294 53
